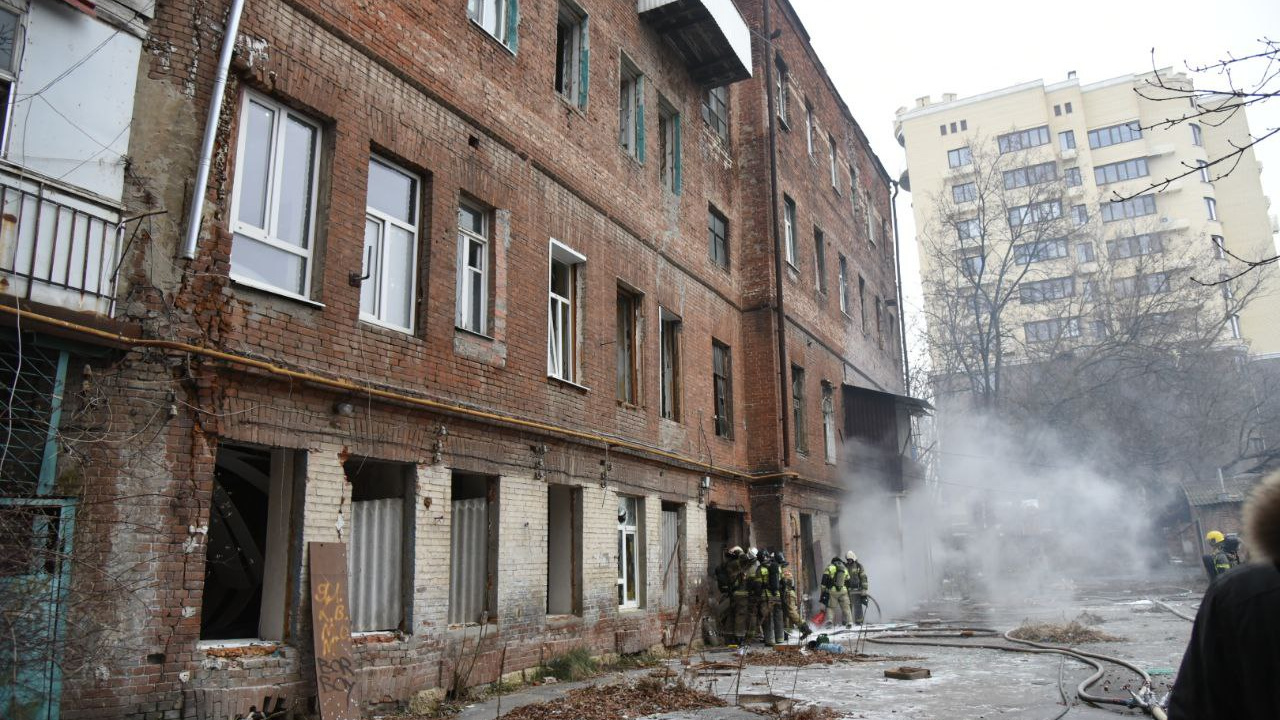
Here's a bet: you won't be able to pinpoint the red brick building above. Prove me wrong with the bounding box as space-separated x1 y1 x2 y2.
0 0 915 717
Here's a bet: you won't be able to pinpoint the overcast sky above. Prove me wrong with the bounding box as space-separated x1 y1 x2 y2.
788 0 1280 333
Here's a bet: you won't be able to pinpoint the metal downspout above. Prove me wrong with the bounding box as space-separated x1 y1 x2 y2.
181 0 248 259
890 180 909 388
761 0 789 466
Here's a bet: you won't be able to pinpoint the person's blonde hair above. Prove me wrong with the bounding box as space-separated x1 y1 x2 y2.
1244 470 1280 563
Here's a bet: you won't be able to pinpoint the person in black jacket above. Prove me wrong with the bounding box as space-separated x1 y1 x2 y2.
1168 470 1280 720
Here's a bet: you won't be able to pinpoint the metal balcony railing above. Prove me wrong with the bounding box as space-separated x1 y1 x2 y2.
0 164 122 316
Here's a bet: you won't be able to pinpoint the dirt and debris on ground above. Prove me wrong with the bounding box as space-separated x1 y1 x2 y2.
495 679 725 720
1008 620 1125 644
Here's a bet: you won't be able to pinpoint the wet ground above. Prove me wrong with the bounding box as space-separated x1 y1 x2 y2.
452 569 1205 720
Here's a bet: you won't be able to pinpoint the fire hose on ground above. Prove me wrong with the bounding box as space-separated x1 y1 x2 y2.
863 620 1169 720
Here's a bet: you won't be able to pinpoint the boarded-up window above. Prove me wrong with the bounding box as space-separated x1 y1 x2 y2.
450 473 498 624
346 459 414 632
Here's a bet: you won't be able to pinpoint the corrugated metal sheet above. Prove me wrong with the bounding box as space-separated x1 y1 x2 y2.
349 498 403 632
661 509 680 607
449 497 488 624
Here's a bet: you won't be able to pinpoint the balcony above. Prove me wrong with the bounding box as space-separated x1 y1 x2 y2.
0 164 122 317
637 0 752 87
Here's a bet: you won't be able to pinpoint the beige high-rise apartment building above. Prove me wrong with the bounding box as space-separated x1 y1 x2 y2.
894 69 1280 370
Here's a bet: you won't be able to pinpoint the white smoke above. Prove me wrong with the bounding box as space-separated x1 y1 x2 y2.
837 409 1155 619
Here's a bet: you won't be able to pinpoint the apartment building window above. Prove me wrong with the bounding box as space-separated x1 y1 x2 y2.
703 86 728 142
1003 161 1056 190
708 205 729 268
548 240 586 383
1012 237 1068 264
1204 196 1218 221
997 125 1050 153
952 182 977 203
956 217 982 244
1007 200 1062 227
1107 233 1163 259
616 288 640 404
1054 104 1062 116
1190 123 1203 146
619 55 645 160
1087 121 1142 149
821 382 836 464
806 227 825 293
1059 130 1076 151
791 365 807 453
0 5 20 150
783 195 797 266
805 102 814 155
947 146 972 168
961 249 985 277
1094 157 1149 185
775 56 790 127
1064 167 1082 187
659 309 682 420
1072 204 1088 226
712 340 733 438
1113 272 1170 297
1212 235 1226 259
1197 160 1211 183
1100 195 1156 222
658 97 681 193
829 134 839 191
1024 317 1081 343
1076 242 1096 263
457 202 491 334
468 0 518 50
858 275 867 331
346 459 414 633
555 1 588 108
940 124 947 136
362 158 419 332
1064 102 1073 114
1019 276 1075 303
617 496 643 608
230 92 321 299
838 255 849 314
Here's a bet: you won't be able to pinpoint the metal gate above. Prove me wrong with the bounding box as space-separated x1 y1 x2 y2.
0 498 76 720
0 340 73 720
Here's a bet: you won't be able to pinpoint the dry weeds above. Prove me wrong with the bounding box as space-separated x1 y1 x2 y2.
1009 620 1124 644
497 679 726 720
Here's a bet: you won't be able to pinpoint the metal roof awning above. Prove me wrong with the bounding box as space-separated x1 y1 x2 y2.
844 384 934 415
637 0 753 87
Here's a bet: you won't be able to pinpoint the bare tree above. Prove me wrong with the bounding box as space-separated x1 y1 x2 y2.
918 137 1272 489
1125 39 1280 279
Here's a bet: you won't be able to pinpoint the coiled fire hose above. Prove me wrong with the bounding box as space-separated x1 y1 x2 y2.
865 625 1168 719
